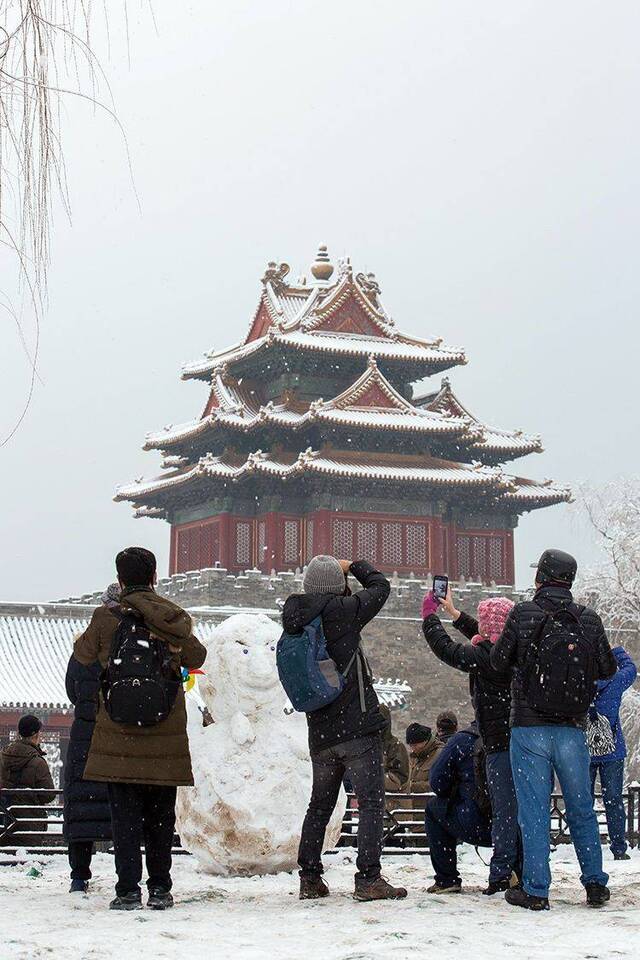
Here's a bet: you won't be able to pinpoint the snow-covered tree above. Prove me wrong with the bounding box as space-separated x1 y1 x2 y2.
575 478 640 637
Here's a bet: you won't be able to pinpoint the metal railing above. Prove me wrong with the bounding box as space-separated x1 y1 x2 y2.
2 786 639 857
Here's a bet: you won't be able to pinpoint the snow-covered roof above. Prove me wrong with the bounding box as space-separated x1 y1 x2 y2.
0 609 411 712
181 262 466 381
115 445 571 514
144 358 471 452
415 378 542 458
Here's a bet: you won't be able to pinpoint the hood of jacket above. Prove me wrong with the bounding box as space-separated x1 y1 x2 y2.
281 593 334 634
120 587 193 644
1 740 46 773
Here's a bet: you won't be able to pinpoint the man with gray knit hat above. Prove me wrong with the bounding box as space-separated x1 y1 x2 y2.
282 555 407 903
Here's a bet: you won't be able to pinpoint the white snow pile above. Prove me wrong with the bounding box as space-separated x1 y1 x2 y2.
175 613 345 876
1 848 639 960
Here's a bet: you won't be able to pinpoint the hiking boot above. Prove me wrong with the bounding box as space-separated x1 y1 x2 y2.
69 879 89 894
482 879 510 896
613 852 631 861
109 891 143 911
353 876 408 901
299 876 330 900
585 883 610 907
505 886 549 911
427 880 462 894
147 888 174 910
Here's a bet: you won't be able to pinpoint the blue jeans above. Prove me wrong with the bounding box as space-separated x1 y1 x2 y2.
510 726 608 898
425 796 492 885
590 759 627 856
486 749 520 882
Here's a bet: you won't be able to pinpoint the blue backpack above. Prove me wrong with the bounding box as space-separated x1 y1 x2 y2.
276 615 366 713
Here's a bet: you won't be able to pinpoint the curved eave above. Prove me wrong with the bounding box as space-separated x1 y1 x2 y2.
182 331 466 382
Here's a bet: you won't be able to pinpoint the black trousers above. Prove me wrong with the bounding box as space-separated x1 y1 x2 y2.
107 783 177 896
298 734 384 882
68 840 94 881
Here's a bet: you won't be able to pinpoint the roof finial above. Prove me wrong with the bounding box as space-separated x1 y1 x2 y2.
310 243 334 281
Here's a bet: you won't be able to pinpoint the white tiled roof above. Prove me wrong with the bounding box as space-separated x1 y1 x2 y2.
0 611 410 711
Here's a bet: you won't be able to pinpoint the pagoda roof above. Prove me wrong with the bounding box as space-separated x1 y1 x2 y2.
181 261 466 381
145 358 471 453
415 378 543 458
115 446 570 515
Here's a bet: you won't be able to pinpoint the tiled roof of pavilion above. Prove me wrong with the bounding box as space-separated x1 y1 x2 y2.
415 378 543 458
145 358 473 452
181 259 466 381
115 446 571 517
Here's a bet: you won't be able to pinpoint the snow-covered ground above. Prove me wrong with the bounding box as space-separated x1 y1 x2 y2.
1 846 638 960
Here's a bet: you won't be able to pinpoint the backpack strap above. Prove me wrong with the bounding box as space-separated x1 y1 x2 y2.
342 645 368 713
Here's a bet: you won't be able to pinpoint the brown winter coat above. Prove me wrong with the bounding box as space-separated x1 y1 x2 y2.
0 740 56 834
407 736 444 793
380 706 409 792
393 735 444 831
73 588 207 787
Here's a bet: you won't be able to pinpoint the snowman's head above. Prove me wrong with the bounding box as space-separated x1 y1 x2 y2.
202 613 284 718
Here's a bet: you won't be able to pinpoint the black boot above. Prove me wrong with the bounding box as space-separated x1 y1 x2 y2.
299 876 330 900
69 879 89 894
505 886 549 911
483 879 510 896
109 891 143 911
585 883 610 907
613 852 630 861
148 888 174 910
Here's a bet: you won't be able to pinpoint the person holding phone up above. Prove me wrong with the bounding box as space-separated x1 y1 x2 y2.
421 582 519 895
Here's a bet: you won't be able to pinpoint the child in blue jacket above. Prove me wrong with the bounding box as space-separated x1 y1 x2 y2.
589 646 638 859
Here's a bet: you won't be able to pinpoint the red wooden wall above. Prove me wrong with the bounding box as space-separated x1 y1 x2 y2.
170 511 514 584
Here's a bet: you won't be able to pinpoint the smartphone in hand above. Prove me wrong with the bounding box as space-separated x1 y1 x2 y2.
433 575 449 601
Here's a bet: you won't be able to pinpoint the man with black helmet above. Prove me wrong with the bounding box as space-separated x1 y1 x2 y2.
491 549 617 912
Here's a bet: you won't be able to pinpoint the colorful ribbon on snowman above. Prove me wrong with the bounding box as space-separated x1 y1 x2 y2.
181 667 214 727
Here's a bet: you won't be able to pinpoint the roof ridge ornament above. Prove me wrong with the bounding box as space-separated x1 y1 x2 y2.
310 243 334 281
261 261 290 292
356 271 381 298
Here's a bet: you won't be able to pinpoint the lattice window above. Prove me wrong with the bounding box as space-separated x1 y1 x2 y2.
258 522 266 568
284 520 300 566
456 536 471 578
489 537 504 582
357 521 378 563
381 523 403 565
472 536 488 580
406 524 427 567
305 520 314 563
236 522 251 566
177 527 198 572
332 519 353 557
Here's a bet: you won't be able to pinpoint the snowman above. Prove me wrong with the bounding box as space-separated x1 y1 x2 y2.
175 613 346 876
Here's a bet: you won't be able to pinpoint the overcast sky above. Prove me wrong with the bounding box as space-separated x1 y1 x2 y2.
2 0 638 602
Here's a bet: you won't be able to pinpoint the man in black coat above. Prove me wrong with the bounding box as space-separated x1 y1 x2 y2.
282 555 407 903
422 590 519 895
490 549 617 911
63 655 113 893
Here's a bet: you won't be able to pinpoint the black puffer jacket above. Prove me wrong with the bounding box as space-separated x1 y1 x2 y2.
490 585 617 728
282 560 390 754
422 612 512 753
62 656 112 842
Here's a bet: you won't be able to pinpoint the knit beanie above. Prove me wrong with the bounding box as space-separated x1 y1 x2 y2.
102 582 121 608
406 722 432 745
303 555 346 595
436 710 458 737
472 597 515 646
18 715 42 739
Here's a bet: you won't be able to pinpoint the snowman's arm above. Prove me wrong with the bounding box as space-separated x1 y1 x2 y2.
230 711 255 745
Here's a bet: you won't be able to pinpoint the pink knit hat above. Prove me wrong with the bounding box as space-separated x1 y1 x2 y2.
471 597 515 646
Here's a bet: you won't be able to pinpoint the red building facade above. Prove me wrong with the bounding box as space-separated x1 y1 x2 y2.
117 247 569 584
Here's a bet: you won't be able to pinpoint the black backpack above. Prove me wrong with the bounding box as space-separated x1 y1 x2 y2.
101 610 180 726
472 737 492 817
522 601 597 718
